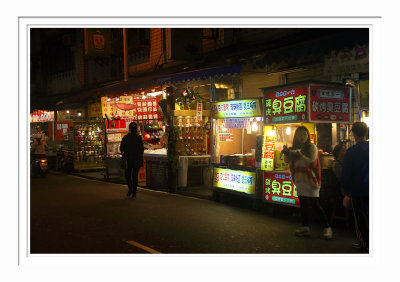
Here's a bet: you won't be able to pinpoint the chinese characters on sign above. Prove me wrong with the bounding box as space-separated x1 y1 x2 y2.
261 126 275 171
264 172 299 207
222 118 250 129
196 103 203 122
31 110 55 122
212 99 262 118
218 126 233 142
101 96 160 121
213 168 256 195
264 87 308 124
85 28 111 56
324 44 369 76
309 86 351 122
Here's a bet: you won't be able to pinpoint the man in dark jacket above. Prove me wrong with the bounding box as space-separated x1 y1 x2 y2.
342 122 369 251
120 122 144 198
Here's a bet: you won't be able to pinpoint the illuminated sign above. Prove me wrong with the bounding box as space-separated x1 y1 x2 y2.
264 87 308 124
309 85 351 123
30 110 55 122
212 99 262 118
213 168 256 195
261 125 275 171
264 172 299 207
222 118 250 129
102 96 160 120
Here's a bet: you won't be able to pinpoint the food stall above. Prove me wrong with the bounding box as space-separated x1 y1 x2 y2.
260 81 352 207
211 98 263 199
30 110 56 168
102 92 165 184
173 107 211 190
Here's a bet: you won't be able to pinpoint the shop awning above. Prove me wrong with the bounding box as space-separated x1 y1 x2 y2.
155 64 242 85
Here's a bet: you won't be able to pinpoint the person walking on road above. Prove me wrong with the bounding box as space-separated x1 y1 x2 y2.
341 122 369 251
120 122 144 198
283 126 333 239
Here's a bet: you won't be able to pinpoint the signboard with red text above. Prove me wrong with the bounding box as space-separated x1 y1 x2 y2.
101 96 160 120
264 87 308 124
263 171 299 207
30 110 55 122
309 85 351 123
263 83 351 124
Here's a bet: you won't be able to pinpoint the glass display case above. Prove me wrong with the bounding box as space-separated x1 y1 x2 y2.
73 121 105 170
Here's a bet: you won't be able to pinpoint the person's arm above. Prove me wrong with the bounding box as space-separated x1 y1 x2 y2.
120 135 127 154
332 161 342 181
297 144 318 164
138 136 144 154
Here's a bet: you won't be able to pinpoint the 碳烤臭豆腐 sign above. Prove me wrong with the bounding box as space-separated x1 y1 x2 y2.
264 171 299 207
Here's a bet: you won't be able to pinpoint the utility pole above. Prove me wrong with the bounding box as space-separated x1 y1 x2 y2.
123 28 128 82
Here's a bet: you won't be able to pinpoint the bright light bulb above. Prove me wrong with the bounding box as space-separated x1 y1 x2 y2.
364 117 370 127
286 127 291 135
267 129 275 137
66 110 70 114
252 121 258 132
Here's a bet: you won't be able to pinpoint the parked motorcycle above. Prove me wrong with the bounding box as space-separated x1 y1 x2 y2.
31 155 48 177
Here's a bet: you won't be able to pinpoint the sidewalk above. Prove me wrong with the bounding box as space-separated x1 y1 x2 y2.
64 169 214 200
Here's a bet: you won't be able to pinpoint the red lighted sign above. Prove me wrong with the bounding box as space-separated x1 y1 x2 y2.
264 87 308 124
309 85 351 123
263 171 299 207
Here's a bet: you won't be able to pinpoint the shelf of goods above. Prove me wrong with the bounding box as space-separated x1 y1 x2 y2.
73 122 105 170
173 110 210 157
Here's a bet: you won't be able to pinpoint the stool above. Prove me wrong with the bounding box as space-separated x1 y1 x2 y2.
330 196 351 227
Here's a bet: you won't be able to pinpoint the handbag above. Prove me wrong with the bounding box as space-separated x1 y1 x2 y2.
121 153 128 169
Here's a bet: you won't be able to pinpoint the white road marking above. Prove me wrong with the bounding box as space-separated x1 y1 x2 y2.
126 240 161 254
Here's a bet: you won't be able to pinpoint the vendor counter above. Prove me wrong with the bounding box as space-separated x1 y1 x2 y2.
143 149 168 190
178 155 211 189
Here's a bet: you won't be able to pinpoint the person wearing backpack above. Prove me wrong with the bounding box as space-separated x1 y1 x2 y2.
283 126 332 239
341 122 369 251
120 122 145 198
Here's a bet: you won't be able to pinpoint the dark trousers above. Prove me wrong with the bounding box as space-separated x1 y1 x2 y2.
125 164 140 195
298 196 330 228
351 196 369 248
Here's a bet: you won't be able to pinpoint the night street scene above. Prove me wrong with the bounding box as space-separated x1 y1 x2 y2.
29 26 370 255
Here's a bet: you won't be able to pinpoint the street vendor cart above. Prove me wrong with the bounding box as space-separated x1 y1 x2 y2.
260 81 352 208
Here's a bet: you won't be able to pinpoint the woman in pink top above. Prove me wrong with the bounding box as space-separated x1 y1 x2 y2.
284 126 332 239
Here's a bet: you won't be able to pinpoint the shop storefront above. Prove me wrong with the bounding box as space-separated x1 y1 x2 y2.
101 91 166 185
211 98 263 199
30 110 56 168
260 81 352 207
54 107 105 171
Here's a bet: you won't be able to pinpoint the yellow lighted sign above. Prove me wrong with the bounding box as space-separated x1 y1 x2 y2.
211 99 262 118
213 168 256 194
261 125 276 171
